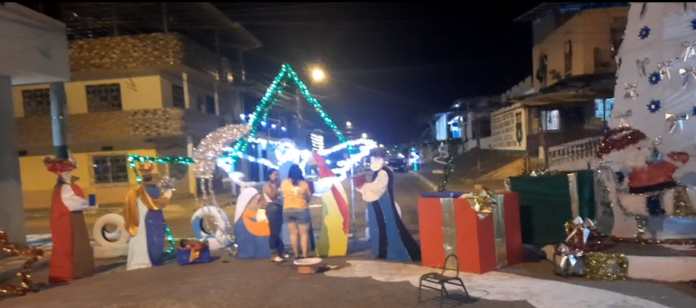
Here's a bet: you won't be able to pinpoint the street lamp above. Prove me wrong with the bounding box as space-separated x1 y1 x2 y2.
361 133 367 139
346 121 352 128
312 68 326 82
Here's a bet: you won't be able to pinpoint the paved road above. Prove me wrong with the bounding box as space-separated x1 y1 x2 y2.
11 173 696 307
24 173 427 241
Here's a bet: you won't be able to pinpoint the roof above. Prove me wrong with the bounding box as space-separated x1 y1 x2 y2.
514 2 629 22
57 3 261 53
514 73 616 104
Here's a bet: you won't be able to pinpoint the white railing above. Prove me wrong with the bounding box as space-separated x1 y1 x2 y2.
548 136 602 167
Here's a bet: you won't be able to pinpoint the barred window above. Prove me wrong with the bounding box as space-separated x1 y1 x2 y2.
22 89 51 116
172 85 186 108
86 84 122 112
92 155 129 184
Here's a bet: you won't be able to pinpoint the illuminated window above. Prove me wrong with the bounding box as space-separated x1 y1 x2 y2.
541 110 560 131
594 98 614 121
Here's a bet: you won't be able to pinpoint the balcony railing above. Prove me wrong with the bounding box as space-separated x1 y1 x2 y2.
16 108 223 146
547 136 602 167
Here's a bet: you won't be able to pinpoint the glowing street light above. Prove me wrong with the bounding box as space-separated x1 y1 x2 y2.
361 133 367 139
346 121 352 128
312 68 326 82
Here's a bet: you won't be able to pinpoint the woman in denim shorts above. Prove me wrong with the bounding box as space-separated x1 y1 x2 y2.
280 164 312 259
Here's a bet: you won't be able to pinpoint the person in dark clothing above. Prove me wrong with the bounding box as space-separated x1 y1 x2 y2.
262 169 286 262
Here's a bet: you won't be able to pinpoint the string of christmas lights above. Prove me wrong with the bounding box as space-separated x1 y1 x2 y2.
231 63 347 154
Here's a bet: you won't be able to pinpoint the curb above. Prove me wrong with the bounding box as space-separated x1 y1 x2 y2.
409 171 438 191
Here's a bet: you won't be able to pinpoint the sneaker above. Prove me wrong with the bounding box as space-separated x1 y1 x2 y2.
282 253 290 259
272 256 284 262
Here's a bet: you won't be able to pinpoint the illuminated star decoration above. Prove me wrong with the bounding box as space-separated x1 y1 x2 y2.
639 26 651 39
647 99 661 113
648 72 661 85
691 18 696 30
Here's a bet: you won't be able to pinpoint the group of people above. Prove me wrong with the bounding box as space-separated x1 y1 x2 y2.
259 164 315 262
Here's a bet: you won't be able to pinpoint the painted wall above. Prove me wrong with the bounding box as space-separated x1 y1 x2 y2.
490 103 528 151
12 76 164 117
531 7 628 92
20 149 159 209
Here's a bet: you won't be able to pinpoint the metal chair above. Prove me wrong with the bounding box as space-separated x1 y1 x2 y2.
417 254 469 307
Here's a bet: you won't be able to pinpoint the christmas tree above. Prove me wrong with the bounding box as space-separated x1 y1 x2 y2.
610 3 696 161
599 3 696 240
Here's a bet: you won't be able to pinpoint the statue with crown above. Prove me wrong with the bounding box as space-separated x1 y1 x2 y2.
124 162 174 271
44 153 94 283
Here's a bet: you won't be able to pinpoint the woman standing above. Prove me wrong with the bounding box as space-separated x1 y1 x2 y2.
262 169 285 262
281 164 313 259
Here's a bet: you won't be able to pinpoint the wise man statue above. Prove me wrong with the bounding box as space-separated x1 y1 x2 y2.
357 148 421 262
124 162 173 270
45 155 94 284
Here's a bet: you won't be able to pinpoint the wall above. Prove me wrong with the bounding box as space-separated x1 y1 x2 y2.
13 76 164 117
531 7 628 91
490 103 528 150
0 3 70 85
69 33 227 80
20 149 158 209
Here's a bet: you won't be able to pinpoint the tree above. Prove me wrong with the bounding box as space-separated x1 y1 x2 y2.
610 3 696 152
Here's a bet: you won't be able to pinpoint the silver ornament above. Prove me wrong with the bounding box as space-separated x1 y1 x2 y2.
623 83 638 99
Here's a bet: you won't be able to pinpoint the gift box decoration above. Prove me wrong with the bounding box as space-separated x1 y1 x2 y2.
176 247 212 265
418 187 522 274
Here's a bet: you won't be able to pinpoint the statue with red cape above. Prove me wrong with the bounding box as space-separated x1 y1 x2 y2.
45 155 94 284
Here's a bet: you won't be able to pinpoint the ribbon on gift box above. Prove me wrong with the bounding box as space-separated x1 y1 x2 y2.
462 185 498 219
461 185 507 268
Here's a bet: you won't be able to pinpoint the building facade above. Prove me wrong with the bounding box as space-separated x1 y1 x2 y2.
510 3 628 165
14 32 255 209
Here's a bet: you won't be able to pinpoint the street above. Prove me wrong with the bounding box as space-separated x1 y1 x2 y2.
3 172 696 307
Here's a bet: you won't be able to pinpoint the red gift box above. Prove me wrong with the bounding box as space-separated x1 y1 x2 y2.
418 192 522 274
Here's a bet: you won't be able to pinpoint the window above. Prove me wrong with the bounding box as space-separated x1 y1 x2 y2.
92 155 129 184
172 85 185 108
205 96 216 114
197 96 204 112
541 110 560 131
594 98 615 121
564 40 573 75
86 84 122 112
22 89 51 116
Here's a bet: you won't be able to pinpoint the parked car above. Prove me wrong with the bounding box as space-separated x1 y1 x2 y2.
386 155 407 173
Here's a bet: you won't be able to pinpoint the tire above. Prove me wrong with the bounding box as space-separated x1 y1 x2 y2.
93 213 129 247
191 206 232 251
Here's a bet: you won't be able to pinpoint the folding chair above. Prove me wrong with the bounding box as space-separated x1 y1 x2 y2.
417 254 469 308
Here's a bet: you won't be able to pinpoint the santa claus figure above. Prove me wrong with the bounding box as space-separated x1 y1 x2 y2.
45 155 94 284
596 126 689 238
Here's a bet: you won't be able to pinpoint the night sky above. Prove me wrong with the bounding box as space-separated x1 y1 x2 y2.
218 3 542 144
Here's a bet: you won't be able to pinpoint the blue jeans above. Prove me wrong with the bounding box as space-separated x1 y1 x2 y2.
266 202 284 255
283 208 311 225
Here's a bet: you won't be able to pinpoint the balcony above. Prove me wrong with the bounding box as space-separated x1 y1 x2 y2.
69 33 232 81
16 108 224 147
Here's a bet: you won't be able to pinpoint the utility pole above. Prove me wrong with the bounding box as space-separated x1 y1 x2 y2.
50 83 69 159
295 87 303 147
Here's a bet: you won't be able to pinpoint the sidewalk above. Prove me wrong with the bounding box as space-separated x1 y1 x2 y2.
2 253 695 308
